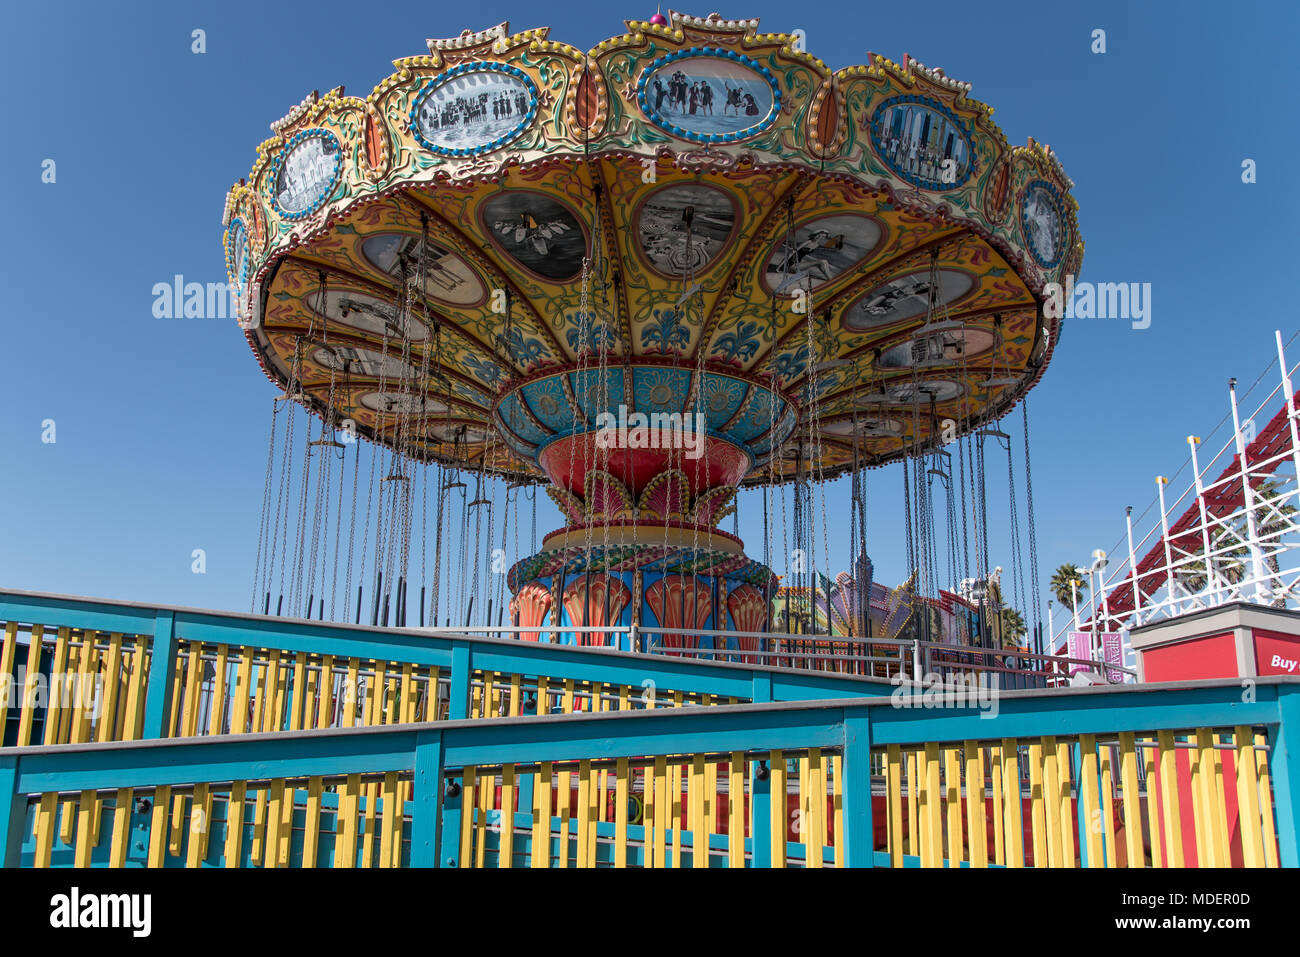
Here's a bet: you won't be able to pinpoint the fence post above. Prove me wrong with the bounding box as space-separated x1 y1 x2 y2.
1 755 26 867
140 610 177 739
1269 685 1300 867
841 711 874 867
448 640 471 721
410 730 445 867
750 757 771 868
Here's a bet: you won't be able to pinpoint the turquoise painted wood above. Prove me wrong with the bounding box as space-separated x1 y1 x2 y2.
3 677 1298 867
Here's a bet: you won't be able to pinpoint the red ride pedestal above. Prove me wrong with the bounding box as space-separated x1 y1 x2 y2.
1129 603 1300 865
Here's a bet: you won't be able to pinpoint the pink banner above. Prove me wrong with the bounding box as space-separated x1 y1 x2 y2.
1101 632 1123 682
1067 631 1091 675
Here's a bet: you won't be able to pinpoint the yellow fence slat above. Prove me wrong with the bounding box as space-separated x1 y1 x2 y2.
1234 726 1265 868
886 744 903 867
458 766 476 869
944 747 963 868
17 626 44 747
303 777 323 868
965 741 987 868
109 789 133 867
1157 730 1184 867
729 752 744 869
770 751 786 868
225 781 247 867
1079 735 1103 868
532 762 551 868
33 792 56 868
0 622 16 745
1118 733 1144 868
148 786 171 868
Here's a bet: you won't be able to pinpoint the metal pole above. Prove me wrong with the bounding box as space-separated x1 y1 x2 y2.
1156 476 1177 614
1188 436 1219 607
1125 505 1142 627
1229 377 1269 601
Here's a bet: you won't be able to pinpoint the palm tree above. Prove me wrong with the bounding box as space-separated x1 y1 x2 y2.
1050 564 1085 609
998 606 1028 649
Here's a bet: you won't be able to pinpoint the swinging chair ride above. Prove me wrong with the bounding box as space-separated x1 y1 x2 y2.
224 12 1080 665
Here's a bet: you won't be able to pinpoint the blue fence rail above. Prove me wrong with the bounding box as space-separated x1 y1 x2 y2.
3 677 1297 867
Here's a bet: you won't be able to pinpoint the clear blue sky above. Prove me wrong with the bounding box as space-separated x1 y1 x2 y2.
2 0 1297 632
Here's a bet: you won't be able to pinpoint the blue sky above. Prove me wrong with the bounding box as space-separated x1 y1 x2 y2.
1 0 1297 636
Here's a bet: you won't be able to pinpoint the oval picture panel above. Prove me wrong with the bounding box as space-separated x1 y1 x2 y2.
411 64 537 156
638 50 779 142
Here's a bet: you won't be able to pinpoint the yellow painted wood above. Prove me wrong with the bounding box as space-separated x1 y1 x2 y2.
614 757 629 868
1079 735 1103 868
250 787 268 864
1140 736 1163 868
886 744 903 867
770 750 787 868
43 628 70 746
1056 740 1075 866
1118 733 1145 868
532 763 552 868
906 750 919 858
362 777 380 868
277 778 295 866
989 745 1005 867
832 754 844 869
148 786 171 868
379 771 400 868
302 777 323 868
264 650 285 733
180 643 202 739
943 747 963 868
458 766 477 868
109 789 133 867
921 743 942 868
337 773 361 868
1001 741 1024 868
691 753 707 868
475 769 491 869
1195 729 1228 867
964 741 987 868
586 762 599 868
653 756 668 868
76 635 100 743
1098 741 1117 868
224 781 247 867
1188 735 1207 865
167 791 187 857
1209 733 1230 868
33 792 57 867
729 753 744 869
17 625 44 747
231 653 253 734
249 656 270 733
342 658 360 728
187 783 210 868
428 665 442 721
804 749 824 868
59 793 77 849
1255 732 1279 868
74 790 96 867
576 761 592 868
499 764 516 868
208 644 229 736
0 622 16 745
1157 730 1184 867
671 758 683 868
164 641 184 739
1233 727 1265 868
98 633 123 744
1027 741 1047 867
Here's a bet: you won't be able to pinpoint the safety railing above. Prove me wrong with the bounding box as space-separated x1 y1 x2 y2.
3 676 1296 868
0 589 893 751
